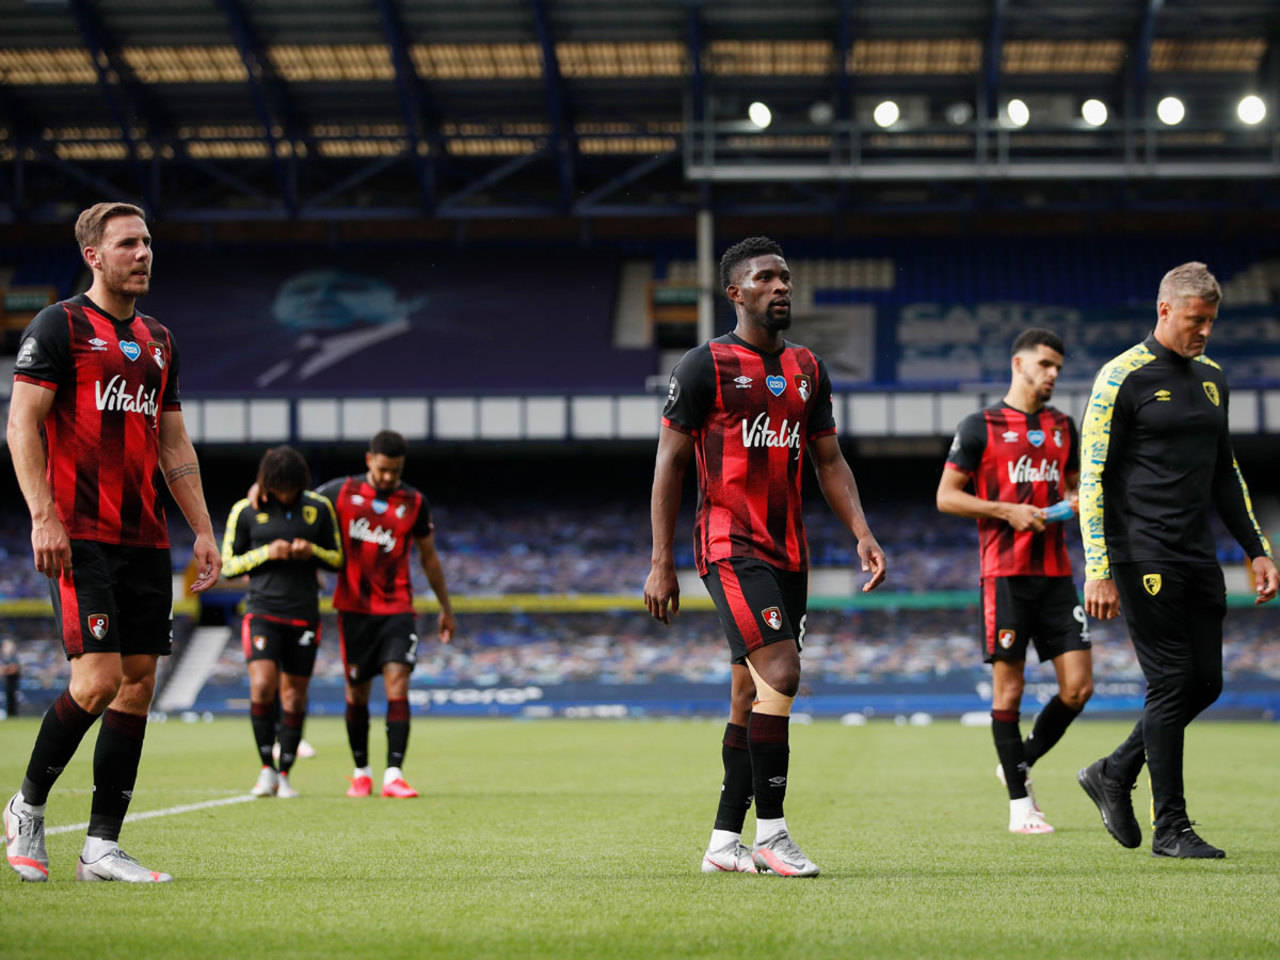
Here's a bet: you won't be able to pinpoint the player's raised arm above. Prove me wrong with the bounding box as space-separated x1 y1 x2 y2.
809 433 885 592
644 425 694 622
7 380 72 578
159 410 221 592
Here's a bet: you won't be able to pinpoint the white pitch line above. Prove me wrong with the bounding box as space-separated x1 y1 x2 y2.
46 793 256 835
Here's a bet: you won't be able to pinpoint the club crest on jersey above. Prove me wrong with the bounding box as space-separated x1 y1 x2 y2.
253 635 267 651
147 340 165 370
1202 382 1220 406
88 614 109 640
766 375 786 397
372 499 388 514
1027 429 1045 447
1143 574 1162 596
998 628 1016 649
793 374 812 402
762 606 783 630
303 505 317 525
118 340 141 361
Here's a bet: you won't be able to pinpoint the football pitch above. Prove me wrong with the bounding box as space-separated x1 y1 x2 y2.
1 717 1277 960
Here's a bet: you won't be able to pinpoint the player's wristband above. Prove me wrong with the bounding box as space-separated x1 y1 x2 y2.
1042 500 1075 523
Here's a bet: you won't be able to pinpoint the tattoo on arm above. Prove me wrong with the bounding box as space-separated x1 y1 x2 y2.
165 462 200 483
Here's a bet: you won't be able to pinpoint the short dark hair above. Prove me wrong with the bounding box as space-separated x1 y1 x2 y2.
369 429 408 458
719 236 785 293
256 445 310 497
1011 328 1064 357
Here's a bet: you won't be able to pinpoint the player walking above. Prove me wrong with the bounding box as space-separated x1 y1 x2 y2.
645 236 886 877
937 329 1092 835
223 446 342 798
5 202 221 883
316 431 455 798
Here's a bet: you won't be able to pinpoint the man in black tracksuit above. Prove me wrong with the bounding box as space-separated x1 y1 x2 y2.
1075 261 1278 859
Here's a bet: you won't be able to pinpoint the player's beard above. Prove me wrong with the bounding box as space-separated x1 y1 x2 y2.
762 303 791 332
107 263 150 299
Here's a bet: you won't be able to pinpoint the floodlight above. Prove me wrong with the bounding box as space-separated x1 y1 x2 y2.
748 101 772 129
1081 99 1108 127
1237 95 1266 125
1156 96 1185 125
873 100 900 128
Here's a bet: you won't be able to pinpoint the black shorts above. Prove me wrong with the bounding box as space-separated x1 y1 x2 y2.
337 611 419 685
51 540 173 659
241 613 321 678
981 575 1089 665
702 558 807 665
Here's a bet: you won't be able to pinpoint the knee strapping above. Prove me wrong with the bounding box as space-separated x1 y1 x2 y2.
746 660 795 717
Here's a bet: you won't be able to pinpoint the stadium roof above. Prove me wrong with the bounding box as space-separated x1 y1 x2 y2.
2 0 1280 223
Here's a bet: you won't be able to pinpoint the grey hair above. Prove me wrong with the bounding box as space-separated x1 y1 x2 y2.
1157 261 1221 307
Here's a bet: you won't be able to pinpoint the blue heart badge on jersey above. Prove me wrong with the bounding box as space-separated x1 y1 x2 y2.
765 375 786 397
371 499 388 514
1026 429 1045 447
118 340 141 361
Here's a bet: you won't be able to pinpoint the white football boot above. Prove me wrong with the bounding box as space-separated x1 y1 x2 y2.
701 838 758 874
250 766 279 797
275 772 299 799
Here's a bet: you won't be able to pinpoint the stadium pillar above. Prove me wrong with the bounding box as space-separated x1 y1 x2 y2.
697 208 715 343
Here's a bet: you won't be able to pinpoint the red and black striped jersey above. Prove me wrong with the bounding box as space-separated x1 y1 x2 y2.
316 475 432 615
13 295 181 548
945 403 1079 578
662 332 836 576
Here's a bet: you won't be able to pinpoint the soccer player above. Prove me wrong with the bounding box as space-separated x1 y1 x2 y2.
260 431 454 797
1076 262 1277 858
644 236 886 877
5 202 221 883
936 328 1092 835
222 446 342 799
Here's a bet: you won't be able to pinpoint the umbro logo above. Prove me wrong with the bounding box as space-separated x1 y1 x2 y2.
733 375 753 389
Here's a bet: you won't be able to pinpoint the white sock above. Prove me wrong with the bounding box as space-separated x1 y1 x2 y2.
82 836 118 862
383 766 403 786
1009 796 1036 821
756 817 788 844
14 793 45 816
353 766 372 780
708 828 740 850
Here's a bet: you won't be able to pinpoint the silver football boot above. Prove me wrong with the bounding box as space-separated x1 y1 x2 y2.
76 846 173 883
4 793 49 882
752 830 820 877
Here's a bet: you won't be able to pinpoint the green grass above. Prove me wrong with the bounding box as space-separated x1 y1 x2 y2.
1 717 1278 959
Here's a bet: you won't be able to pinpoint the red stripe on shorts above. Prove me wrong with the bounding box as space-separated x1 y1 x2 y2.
983 578 996 657
716 561 765 652
59 570 83 657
